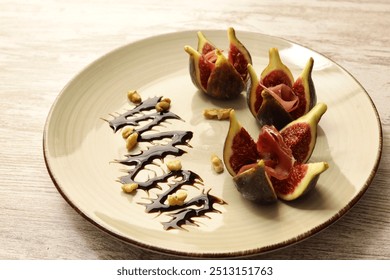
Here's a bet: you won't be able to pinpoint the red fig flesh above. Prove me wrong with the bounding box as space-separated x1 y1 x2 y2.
271 162 328 201
260 48 294 88
281 103 327 163
291 57 316 119
223 110 258 176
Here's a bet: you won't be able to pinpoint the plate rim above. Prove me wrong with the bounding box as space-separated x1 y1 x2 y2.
43 29 383 258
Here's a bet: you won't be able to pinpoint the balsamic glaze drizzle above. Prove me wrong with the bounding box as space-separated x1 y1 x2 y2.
109 96 181 134
108 96 225 230
118 130 193 183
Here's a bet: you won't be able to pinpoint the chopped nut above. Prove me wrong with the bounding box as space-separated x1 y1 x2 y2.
203 108 232 120
211 153 224 173
161 97 171 104
121 126 134 139
121 183 138 193
155 100 170 112
125 132 139 151
166 159 182 171
127 90 142 104
167 190 187 206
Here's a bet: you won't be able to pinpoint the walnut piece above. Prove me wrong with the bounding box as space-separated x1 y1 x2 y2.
155 99 171 112
121 183 138 193
211 153 224 173
167 190 187 206
127 90 142 104
121 126 134 139
166 159 182 171
125 132 139 151
203 108 233 120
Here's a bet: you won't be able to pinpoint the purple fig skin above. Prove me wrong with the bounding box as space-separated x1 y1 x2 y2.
305 58 316 110
256 90 294 130
233 161 277 204
207 53 245 99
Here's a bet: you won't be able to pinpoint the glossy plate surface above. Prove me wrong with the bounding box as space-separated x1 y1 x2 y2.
43 30 382 258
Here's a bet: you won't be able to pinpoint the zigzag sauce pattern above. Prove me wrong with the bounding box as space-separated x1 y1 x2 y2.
108 96 225 230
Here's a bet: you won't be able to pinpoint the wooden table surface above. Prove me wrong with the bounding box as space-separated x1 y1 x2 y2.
1 0 389 259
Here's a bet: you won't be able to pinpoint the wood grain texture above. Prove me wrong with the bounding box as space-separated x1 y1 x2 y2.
1 0 389 259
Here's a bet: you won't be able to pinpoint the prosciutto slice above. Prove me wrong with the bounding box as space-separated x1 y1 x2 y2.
257 125 295 180
260 83 299 112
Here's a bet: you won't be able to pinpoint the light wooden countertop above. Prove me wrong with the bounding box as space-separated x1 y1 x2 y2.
1 0 389 259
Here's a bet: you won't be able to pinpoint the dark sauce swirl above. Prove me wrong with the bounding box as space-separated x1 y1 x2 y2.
108 96 225 230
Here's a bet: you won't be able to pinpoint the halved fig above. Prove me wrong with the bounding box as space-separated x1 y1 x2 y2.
223 110 259 176
290 57 316 119
184 27 252 100
233 160 277 203
271 162 328 201
280 103 327 163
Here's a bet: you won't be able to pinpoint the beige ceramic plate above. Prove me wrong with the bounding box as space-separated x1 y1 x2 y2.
43 30 382 258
